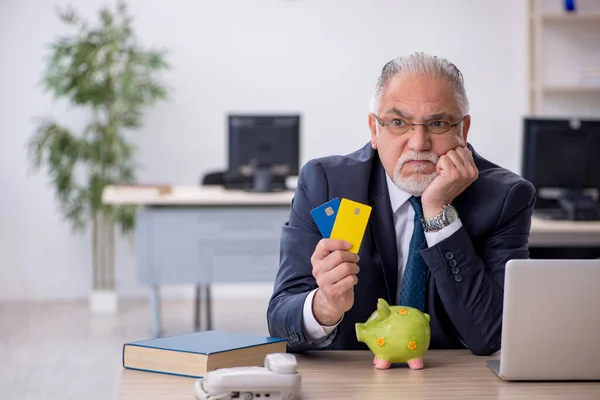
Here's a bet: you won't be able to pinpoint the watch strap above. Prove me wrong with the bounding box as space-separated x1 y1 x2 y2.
422 204 454 232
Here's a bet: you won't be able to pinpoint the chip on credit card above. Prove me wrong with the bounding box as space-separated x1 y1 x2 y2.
310 197 340 238
311 197 372 254
330 198 372 254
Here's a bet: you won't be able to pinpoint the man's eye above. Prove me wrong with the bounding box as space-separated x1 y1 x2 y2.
430 121 449 128
391 119 406 126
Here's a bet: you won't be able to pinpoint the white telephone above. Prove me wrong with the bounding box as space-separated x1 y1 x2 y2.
194 353 301 400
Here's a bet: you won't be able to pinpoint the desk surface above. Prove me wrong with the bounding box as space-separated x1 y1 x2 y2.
101 185 600 243
117 350 600 400
529 217 600 246
102 185 295 206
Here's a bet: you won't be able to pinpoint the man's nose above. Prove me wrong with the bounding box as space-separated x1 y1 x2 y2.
407 125 431 152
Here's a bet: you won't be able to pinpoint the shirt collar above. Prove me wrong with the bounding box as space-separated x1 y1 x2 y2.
385 173 412 214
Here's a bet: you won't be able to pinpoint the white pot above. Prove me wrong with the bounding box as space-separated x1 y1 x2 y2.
89 289 118 314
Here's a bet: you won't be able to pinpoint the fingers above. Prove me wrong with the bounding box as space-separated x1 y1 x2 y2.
329 273 359 296
311 239 360 299
445 150 468 177
438 147 478 182
452 146 470 166
317 265 359 303
455 147 478 180
435 153 454 177
313 249 359 278
311 238 351 261
318 262 360 287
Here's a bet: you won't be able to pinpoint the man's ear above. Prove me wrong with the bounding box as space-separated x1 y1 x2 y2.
368 113 378 149
460 115 471 145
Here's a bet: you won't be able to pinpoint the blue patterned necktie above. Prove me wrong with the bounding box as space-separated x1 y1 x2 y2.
398 196 427 311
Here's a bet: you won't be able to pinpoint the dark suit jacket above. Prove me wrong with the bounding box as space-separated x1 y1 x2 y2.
267 142 536 356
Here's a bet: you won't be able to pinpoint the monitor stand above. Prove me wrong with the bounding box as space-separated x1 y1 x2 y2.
245 167 286 193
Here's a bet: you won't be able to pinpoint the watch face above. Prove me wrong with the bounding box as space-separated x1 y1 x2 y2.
444 205 459 223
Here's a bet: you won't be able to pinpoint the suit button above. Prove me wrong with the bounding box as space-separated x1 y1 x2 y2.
449 259 457 267
445 252 454 260
454 274 463 282
451 266 460 275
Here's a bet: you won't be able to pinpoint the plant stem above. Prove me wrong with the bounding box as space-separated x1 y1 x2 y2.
105 212 115 290
101 212 107 289
92 212 116 290
93 213 99 290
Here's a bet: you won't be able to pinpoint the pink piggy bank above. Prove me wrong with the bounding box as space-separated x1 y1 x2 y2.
356 298 431 370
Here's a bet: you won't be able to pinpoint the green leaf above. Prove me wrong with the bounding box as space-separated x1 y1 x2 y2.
146 50 170 70
28 0 170 235
57 5 78 25
112 204 137 234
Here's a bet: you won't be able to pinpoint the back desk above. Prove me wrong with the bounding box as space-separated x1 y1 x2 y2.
102 185 600 336
117 350 600 399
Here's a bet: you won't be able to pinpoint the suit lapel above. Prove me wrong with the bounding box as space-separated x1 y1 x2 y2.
368 157 399 304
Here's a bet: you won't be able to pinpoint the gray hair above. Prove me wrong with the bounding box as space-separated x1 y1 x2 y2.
369 52 469 116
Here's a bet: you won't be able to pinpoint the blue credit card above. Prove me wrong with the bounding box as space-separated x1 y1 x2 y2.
310 197 341 238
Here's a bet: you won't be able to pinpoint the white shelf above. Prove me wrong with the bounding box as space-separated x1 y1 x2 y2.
541 13 600 22
541 85 600 94
528 0 600 117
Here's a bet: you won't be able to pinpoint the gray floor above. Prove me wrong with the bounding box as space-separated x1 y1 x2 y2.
0 297 271 400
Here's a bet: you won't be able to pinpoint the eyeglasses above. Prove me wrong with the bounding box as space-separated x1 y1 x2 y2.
373 114 467 135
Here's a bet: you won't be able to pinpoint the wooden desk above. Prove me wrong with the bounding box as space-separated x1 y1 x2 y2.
102 185 600 336
102 185 295 337
102 185 600 247
117 350 600 399
102 185 295 206
529 217 600 247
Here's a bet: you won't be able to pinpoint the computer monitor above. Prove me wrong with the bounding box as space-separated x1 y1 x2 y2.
521 117 600 221
227 114 300 192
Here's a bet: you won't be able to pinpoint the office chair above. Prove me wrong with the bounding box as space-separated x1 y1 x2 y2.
201 171 225 186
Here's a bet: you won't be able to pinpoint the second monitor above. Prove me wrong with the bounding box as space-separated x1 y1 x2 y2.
522 117 600 221
228 114 300 192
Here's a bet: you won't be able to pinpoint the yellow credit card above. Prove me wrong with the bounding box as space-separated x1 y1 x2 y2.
330 198 372 254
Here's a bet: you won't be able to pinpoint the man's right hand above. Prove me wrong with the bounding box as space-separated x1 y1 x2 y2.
310 239 360 326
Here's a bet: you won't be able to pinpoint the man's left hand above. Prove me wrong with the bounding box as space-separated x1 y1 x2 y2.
421 146 478 219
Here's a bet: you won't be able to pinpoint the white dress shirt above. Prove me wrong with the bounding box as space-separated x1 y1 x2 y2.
302 174 463 342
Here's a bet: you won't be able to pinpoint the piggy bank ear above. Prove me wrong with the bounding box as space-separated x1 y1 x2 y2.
376 298 391 321
424 313 431 322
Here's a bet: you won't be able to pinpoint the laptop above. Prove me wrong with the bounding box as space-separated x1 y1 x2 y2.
487 259 600 381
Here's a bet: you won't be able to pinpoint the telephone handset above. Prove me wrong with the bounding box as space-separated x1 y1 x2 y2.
264 353 298 374
194 353 301 400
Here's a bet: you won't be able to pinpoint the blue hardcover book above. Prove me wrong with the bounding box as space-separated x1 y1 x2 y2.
122 330 287 378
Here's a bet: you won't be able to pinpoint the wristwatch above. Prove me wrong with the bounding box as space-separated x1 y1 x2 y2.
422 204 459 232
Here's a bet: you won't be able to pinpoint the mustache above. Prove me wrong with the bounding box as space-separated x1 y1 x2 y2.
397 151 439 168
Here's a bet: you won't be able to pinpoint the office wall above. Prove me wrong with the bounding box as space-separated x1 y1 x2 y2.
0 0 527 301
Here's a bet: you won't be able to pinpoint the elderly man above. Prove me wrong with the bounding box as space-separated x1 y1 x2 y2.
267 53 535 356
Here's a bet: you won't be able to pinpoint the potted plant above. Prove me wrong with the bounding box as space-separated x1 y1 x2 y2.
27 0 170 313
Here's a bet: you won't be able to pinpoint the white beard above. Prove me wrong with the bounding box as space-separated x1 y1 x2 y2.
393 151 439 196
